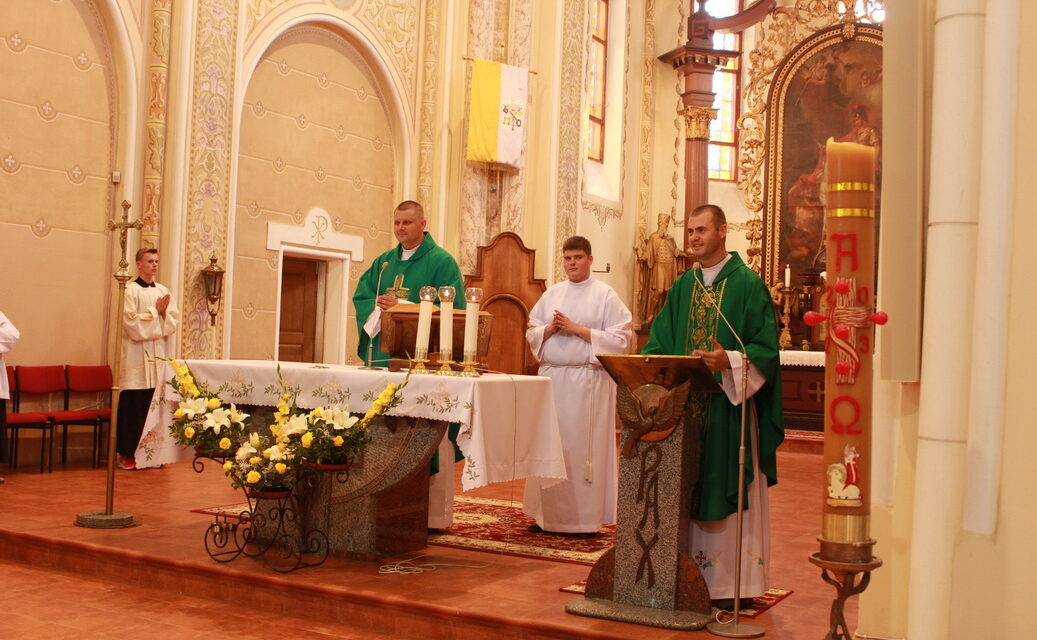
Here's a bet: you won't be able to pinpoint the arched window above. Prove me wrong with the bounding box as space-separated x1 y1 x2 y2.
707 0 742 182
587 0 609 162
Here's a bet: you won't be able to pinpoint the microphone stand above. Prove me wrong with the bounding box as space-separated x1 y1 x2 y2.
691 264 764 639
361 262 389 370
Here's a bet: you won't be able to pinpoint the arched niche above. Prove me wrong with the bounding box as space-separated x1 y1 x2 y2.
230 24 398 363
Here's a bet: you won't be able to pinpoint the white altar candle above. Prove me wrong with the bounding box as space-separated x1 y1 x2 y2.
415 294 434 360
784 264 791 288
463 302 480 359
439 300 454 360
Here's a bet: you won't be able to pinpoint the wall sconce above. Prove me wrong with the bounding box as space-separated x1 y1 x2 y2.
200 253 225 326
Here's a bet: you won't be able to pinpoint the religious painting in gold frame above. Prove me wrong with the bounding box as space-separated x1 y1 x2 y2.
762 24 883 285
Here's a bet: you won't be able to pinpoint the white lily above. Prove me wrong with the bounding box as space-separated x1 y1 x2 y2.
203 407 231 434
228 403 250 426
279 413 309 437
264 444 284 461
327 408 360 431
236 440 257 462
180 396 209 419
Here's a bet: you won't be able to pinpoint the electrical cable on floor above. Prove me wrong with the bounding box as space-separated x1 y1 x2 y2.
378 554 491 574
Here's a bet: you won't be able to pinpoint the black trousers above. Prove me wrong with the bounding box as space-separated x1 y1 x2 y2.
116 388 154 457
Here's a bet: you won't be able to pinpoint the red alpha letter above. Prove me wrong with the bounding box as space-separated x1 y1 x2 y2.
831 233 859 272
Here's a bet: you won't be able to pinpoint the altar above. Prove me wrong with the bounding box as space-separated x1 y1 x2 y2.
135 359 567 492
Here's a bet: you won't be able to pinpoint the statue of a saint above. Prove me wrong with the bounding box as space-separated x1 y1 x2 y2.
635 213 684 325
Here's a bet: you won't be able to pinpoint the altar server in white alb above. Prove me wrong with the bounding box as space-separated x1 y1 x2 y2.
524 236 632 537
118 248 178 470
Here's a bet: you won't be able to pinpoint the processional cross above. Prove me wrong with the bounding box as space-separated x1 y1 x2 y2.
658 0 774 251
109 200 144 285
76 200 141 528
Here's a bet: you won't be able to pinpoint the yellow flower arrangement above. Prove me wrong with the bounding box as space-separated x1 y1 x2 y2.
224 432 299 493
164 359 249 455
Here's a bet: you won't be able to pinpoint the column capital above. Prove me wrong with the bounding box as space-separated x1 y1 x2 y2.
682 106 718 140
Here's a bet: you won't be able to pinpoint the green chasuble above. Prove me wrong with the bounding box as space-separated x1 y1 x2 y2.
352 231 465 473
352 231 465 365
642 252 784 521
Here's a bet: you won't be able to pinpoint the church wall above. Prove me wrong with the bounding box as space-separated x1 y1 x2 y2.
231 27 397 363
0 0 140 371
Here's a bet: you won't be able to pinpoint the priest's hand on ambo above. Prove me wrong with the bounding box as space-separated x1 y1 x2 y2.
376 294 398 310
692 337 729 372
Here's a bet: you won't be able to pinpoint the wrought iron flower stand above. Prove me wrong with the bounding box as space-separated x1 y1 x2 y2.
193 452 350 573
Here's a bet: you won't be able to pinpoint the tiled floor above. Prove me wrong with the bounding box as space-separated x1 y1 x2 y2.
0 447 854 639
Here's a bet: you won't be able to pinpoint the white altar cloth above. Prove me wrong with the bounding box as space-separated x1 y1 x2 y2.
135 360 567 491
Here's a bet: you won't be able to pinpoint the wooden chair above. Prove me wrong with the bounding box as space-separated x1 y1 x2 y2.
464 232 546 376
4 366 53 473
65 365 112 468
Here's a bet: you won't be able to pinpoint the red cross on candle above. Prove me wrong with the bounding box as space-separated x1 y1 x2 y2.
804 277 887 386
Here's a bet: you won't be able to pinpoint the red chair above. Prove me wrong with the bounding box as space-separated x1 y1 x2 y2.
4 366 53 473
65 365 113 468
15 365 102 470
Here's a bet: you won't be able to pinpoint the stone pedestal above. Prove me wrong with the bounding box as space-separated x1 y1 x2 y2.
295 415 447 560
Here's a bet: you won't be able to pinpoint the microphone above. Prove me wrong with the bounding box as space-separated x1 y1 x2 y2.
362 262 390 369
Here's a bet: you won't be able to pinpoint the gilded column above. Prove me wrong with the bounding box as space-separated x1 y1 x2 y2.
140 0 173 249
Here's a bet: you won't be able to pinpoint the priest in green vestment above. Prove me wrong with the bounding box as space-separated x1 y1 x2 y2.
352 200 466 365
642 204 783 604
352 200 466 529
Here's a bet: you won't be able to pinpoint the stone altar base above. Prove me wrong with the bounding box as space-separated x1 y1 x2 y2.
302 415 447 559
256 415 447 560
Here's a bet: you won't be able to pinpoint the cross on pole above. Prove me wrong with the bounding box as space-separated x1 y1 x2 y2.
76 200 140 528
108 200 143 285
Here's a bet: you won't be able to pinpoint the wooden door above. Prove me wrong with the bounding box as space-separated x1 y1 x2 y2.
279 257 319 362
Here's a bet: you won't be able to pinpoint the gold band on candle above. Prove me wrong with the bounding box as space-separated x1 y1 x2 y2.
830 208 876 218
828 182 875 192
822 513 871 543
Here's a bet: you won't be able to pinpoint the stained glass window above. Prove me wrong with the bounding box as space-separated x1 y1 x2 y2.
587 0 609 162
706 0 742 181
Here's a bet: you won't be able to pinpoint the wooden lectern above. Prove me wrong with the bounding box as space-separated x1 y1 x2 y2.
380 303 494 367
566 354 721 630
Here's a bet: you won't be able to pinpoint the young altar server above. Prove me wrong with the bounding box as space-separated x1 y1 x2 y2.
119 248 179 470
523 236 632 537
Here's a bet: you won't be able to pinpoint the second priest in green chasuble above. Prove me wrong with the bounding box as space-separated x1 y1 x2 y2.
642 250 784 520
642 205 784 523
352 209 465 367
642 204 783 602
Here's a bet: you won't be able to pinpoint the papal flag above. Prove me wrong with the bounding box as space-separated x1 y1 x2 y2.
466 59 529 169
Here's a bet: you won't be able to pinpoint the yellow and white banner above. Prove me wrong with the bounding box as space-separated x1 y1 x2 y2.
466 59 528 169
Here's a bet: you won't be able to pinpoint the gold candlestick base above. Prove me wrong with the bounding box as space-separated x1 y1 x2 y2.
459 360 480 377
778 286 794 350
410 359 431 374
437 359 455 375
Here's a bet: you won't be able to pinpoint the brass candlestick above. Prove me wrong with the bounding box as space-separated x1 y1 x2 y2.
778 286 795 350
459 359 480 377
